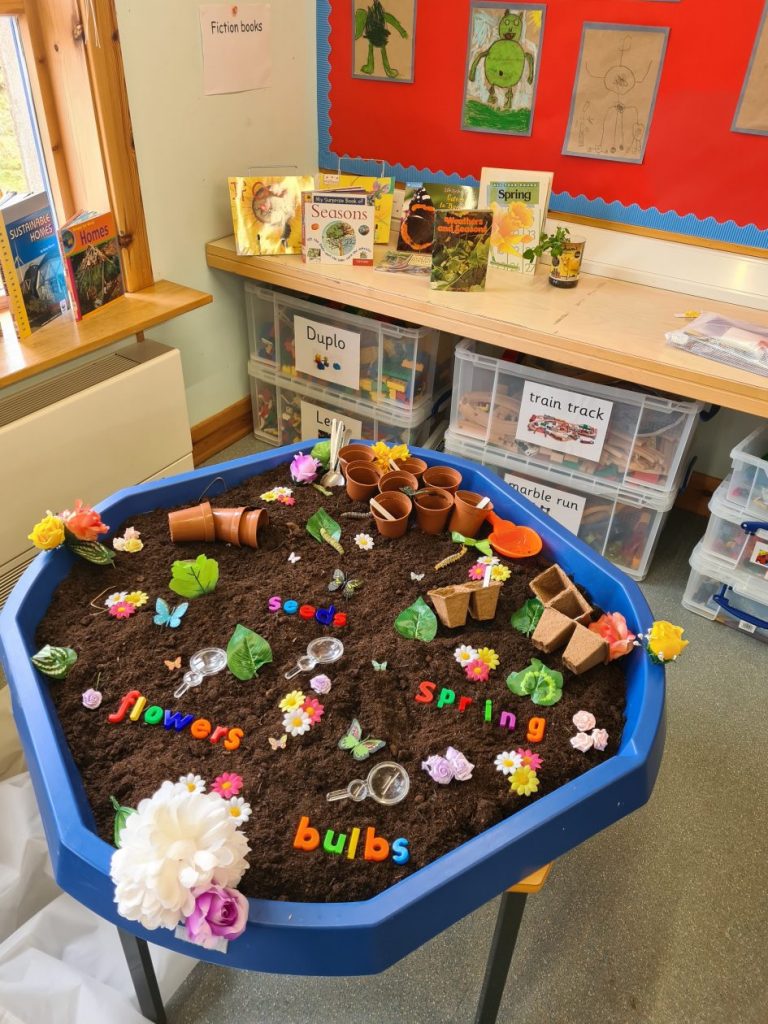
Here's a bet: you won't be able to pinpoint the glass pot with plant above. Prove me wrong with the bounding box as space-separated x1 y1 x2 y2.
523 227 586 289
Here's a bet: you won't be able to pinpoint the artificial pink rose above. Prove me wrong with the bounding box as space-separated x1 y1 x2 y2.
570 732 594 753
65 500 109 542
289 452 321 485
185 885 248 948
444 746 474 782
588 612 635 661
421 755 455 785
591 728 609 752
572 710 596 733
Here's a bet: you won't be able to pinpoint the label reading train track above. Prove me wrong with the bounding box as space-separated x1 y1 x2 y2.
515 381 613 463
504 473 587 535
300 400 363 442
294 315 361 390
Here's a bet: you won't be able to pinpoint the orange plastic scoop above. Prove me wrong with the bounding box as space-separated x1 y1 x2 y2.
486 511 542 559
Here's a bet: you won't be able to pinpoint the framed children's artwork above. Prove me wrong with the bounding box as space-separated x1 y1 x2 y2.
562 23 669 164
461 3 546 136
732 1 768 135
352 0 416 83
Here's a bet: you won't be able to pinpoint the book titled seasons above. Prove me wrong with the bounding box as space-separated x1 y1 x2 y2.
59 212 124 320
301 190 375 266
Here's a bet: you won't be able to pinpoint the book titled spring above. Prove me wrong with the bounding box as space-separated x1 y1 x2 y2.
429 210 493 291
479 167 553 275
301 190 375 266
59 212 124 320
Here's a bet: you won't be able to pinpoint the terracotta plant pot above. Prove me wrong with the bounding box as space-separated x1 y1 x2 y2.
168 500 215 543
239 507 268 548
378 470 419 494
212 506 246 545
427 585 471 628
448 490 493 538
414 487 454 535
422 465 462 495
396 457 427 483
346 463 382 502
370 491 412 539
339 445 374 476
464 580 503 621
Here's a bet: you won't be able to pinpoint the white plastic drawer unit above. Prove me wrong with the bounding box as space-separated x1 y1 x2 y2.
245 282 454 415
700 477 768 594
683 542 768 643
727 427 768 518
449 339 702 498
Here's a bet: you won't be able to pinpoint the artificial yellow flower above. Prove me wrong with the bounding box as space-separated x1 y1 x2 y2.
647 621 688 661
370 441 410 472
28 515 65 550
509 766 539 797
490 564 511 582
123 537 144 553
278 690 306 713
125 591 149 608
476 647 500 671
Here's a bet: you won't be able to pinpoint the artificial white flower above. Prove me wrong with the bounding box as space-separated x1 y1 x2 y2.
177 773 206 794
273 487 293 498
110 781 250 932
105 591 128 607
477 555 500 565
282 708 311 737
354 533 374 551
494 751 523 775
454 644 478 666
227 797 252 823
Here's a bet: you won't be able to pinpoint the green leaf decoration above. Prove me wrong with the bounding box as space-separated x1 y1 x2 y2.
510 598 544 637
507 658 564 706
110 795 135 848
31 644 77 679
394 595 438 642
306 507 341 545
168 554 219 598
226 623 273 681
531 674 563 707
311 440 331 470
451 531 492 557
67 538 115 565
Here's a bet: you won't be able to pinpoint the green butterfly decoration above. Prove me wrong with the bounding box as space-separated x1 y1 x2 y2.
31 644 77 679
338 719 386 761
328 568 363 597
110 795 135 848
371 659 388 672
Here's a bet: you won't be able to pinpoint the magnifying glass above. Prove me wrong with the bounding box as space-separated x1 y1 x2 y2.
284 637 344 680
326 761 410 806
174 647 227 698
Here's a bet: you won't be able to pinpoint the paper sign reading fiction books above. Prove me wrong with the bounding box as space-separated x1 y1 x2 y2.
515 381 613 463
504 473 586 535
301 400 363 442
199 4 271 95
293 315 361 391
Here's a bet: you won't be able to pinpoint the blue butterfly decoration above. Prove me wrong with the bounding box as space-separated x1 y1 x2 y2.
153 597 188 628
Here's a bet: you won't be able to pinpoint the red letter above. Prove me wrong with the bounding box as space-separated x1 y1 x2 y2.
299 604 316 620
293 815 320 851
333 612 347 627
458 696 474 713
414 681 436 704
209 725 228 744
108 690 140 723
224 727 244 751
364 827 390 862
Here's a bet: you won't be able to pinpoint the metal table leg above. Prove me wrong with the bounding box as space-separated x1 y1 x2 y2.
473 890 528 1024
118 927 167 1024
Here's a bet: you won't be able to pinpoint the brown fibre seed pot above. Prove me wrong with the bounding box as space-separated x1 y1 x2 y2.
370 491 412 538
448 490 493 538
463 580 503 621
414 487 454 535
427 584 471 628
422 465 462 495
167 500 215 543
345 463 382 502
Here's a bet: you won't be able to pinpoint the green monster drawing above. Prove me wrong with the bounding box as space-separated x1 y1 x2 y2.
469 9 534 109
354 0 408 79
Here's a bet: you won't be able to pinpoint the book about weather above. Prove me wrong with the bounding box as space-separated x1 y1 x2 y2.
59 211 124 320
301 190 375 266
0 191 68 338
318 171 394 244
479 167 553 275
397 182 479 254
429 209 493 292
228 176 315 256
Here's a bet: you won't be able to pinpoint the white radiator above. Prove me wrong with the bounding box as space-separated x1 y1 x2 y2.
1 339 193 604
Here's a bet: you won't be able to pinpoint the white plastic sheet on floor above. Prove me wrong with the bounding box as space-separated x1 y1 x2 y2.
0 772 196 1024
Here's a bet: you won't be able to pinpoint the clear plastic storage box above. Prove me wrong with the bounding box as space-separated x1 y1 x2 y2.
245 283 454 414
249 360 448 449
444 430 674 580
699 476 768 591
726 426 768 517
450 339 702 497
683 541 768 642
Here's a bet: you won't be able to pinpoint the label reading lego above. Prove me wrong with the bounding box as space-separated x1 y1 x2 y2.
300 400 363 442
515 381 613 464
294 315 361 390
504 473 586 535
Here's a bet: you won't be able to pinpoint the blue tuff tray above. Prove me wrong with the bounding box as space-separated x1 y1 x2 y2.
0 442 665 975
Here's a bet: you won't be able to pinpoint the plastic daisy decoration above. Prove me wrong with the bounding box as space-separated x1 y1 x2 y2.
509 766 539 797
278 690 306 713
260 490 277 502
454 644 478 666
211 772 243 798
490 564 511 582
177 773 206 794
494 751 523 775
465 658 490 683
477 555 500 566
516 749 543 771
226 797 252 823
113 526 144 553
273 487 293 499
109 600 136 620
475 647 499 671
283 708 312 737
302 697 325 724
125 591 149 608
105 591 128 607
354 533 374 551
467 562 486 581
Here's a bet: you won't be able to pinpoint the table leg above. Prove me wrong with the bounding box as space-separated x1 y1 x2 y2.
117 927 167 1024
473 890 528 1024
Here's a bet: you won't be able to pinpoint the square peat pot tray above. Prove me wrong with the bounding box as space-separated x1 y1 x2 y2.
0 442 665 976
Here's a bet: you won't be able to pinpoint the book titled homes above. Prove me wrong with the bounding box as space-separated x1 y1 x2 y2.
301 190 375 266
59 212 124 320
429 210 493 291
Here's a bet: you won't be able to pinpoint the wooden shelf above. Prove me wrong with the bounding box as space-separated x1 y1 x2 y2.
206 234 768 417
0 279 212 388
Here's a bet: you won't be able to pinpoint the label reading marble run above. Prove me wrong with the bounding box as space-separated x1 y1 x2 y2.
300 399 362 442
504 472 586 535
516 381 613 463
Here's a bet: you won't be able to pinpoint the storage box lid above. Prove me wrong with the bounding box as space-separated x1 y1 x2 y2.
689 539 768 605
709 475 768 528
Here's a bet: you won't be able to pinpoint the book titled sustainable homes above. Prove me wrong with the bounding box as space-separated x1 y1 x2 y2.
479 168 553 275
301 190 375 266
59 211 124 320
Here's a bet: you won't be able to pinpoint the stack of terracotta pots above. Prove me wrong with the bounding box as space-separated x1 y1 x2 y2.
168 501 268 548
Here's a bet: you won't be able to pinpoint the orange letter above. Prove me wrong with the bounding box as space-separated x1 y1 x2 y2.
527 716 546 743
293 815 320 851
415 680 436 704
364 827 390 862
224 727 244 751
190 718 212 739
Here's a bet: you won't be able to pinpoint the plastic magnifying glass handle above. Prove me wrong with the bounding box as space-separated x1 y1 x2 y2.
174 671 203 699
326 779 368 802
284 655 317 680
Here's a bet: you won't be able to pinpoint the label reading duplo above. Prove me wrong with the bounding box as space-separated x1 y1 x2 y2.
300 400 363 442
515 381 613 463
294 315 361 391
504 473 586 535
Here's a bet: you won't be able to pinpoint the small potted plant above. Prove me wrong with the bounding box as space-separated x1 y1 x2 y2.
523 227 586 289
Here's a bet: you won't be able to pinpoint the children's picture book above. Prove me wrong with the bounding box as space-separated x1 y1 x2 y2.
59 211 124 319
429 209 493 291
397 182 479 254
317 171 395 244
301 190 375 266
375 249 432 275
479 167 553 274
228 176 315 256
0 191 68 338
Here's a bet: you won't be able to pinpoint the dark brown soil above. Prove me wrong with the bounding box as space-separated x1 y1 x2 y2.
37 464 626 903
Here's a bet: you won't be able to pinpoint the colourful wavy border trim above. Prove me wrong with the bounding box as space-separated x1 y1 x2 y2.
316 0 768 250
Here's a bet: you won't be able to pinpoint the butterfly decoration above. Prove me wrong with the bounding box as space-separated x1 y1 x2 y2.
410 572 425 582
328 568 363 597
371 660 388 672
288 552 301 563
153 597 188 629
163 656 182 671
269 734 288 751
338 719 386 762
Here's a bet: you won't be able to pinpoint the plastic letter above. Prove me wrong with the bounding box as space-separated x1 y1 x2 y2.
209 725 228 744
129 696 147 722
224 727 244 751
391 837 410 865
190 717 212 739
499 710 516 731
299 604 316 620
163 709 195 731
323 829 347 855
143 705 164 725
315 604 336 626
527 716 546 743
364 827 390 862
333 612 348 627
108 690 140 723
284 600 299 615
268 595 282 612
293 815 320 851
458 696 474 713
436 687 456 709
484 699 493 722
414 680 436 704
346 826 361 859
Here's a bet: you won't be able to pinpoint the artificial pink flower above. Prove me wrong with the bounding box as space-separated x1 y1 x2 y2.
184 885 248 948
589 612 636 661
277 494 296 506
65 499 109 542
211 772 243 798
467 562 485 581
302 697 325 723
516 748 542 771
289 452 321 484
465 658 490 683
109 600 136 619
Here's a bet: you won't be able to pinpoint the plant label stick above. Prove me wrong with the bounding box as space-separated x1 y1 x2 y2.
477 496 491 510
370 498 396 521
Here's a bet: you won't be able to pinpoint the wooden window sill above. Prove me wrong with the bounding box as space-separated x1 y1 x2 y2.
0 280 212 388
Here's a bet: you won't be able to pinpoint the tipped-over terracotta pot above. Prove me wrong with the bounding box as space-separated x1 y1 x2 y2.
168 500 215 543
239 507 268 548
339 445 374 476
378 470 419 494
395 457 427 483
212 506 246 545
422 465 462 495
428 585 471 628
449 490 493 538
346 462 381 502
414 487 454 535
370 491 412 539
464 580 503 621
